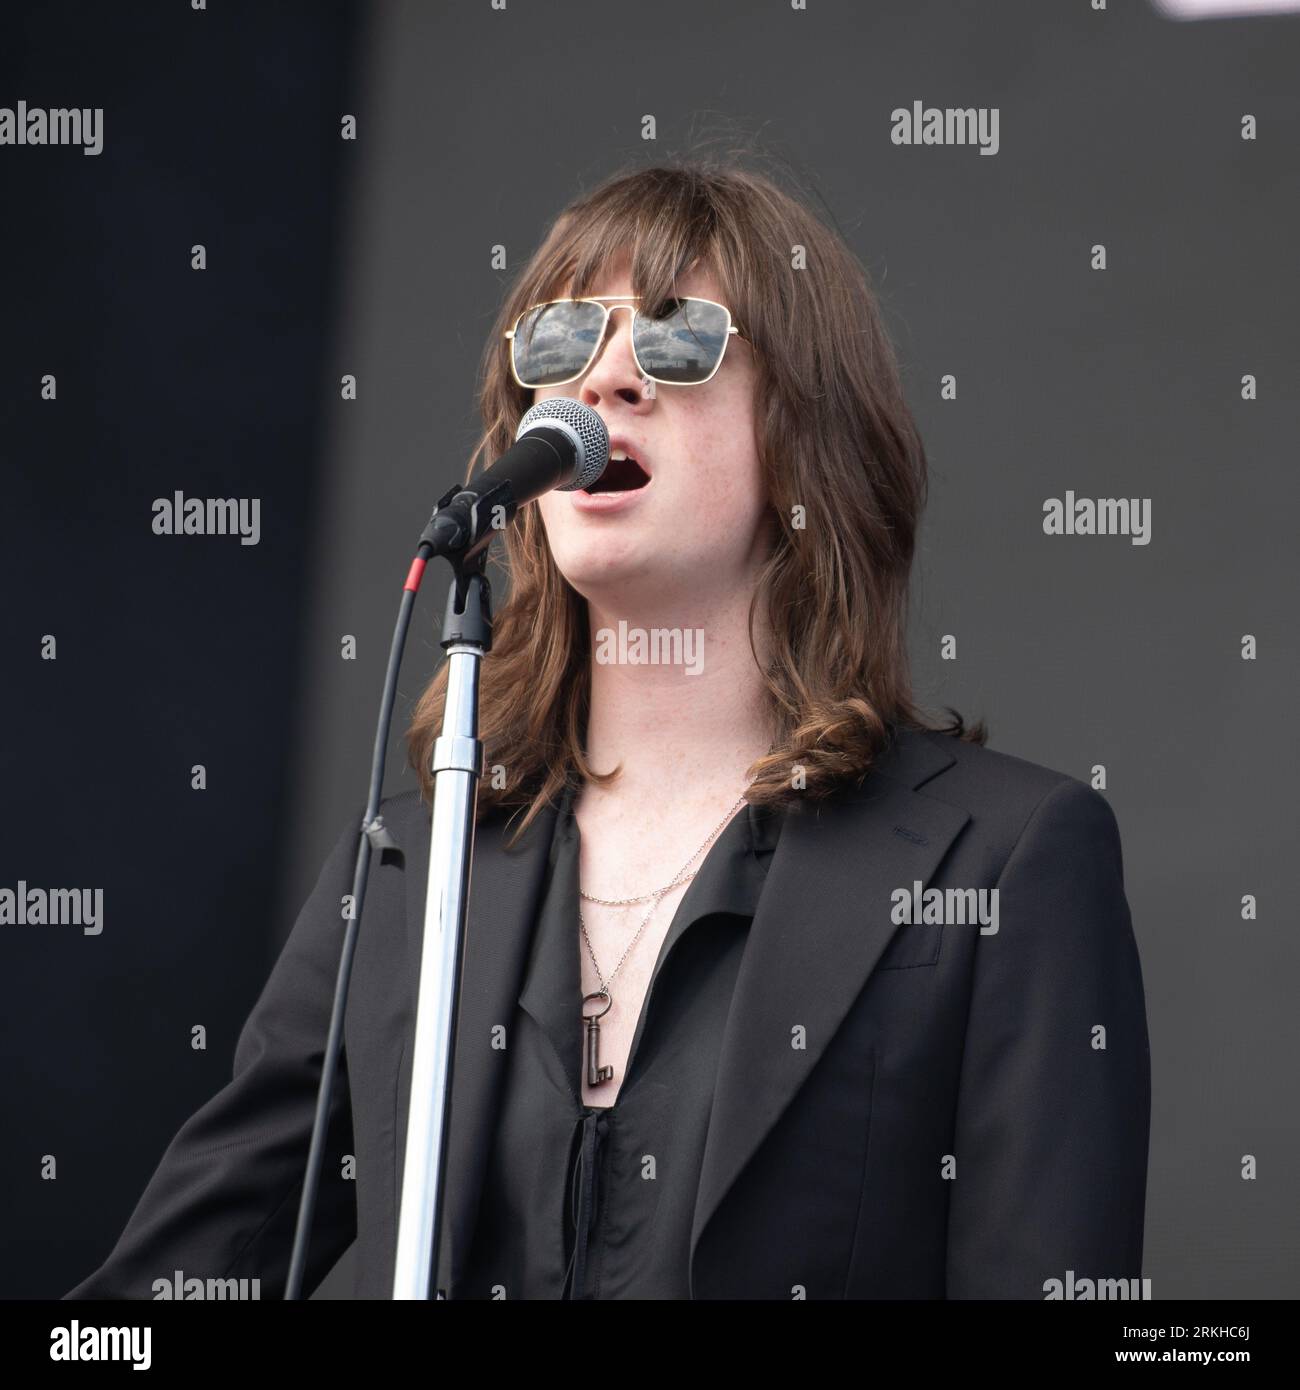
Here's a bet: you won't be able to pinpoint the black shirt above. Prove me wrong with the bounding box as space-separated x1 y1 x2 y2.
456 780 783 1299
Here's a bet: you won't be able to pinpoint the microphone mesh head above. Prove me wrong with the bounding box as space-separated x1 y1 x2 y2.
516 397 609 491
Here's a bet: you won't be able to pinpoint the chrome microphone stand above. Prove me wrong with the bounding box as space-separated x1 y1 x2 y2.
392 555 491 1300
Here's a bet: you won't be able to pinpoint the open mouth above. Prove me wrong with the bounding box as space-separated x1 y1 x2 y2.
584 452 651 493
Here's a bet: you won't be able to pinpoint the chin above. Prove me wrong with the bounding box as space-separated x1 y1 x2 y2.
551 544 657 603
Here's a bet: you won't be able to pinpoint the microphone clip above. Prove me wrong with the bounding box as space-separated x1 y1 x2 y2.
419 478 517 561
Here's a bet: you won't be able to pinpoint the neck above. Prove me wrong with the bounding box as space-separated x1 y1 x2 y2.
582 587 774 804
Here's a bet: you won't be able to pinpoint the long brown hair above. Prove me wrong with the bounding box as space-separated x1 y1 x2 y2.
407 157 985 844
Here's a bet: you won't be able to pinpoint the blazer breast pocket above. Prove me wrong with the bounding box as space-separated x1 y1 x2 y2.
874 919 943 970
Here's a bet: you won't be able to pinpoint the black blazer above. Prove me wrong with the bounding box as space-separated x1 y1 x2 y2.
66 726 1151 1300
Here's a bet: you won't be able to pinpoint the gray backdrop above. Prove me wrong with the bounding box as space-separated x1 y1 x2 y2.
291 0 1299 1299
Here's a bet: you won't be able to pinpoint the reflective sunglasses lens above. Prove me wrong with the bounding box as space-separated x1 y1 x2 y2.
634 298 731 384
511 300 606 387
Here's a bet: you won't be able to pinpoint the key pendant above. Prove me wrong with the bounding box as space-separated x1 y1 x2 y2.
582 990 614 1087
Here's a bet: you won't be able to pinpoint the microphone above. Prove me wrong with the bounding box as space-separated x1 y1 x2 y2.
423 398 609 557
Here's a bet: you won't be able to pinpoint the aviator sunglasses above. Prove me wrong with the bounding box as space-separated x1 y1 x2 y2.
505 295 744 390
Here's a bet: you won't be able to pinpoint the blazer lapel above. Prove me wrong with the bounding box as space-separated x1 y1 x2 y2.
688 730 970 1292
394 790 558 1297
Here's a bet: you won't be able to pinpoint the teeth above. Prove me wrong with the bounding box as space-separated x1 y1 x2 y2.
611 448 631 461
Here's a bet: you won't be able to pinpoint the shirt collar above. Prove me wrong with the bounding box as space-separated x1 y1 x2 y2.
549 778 779 923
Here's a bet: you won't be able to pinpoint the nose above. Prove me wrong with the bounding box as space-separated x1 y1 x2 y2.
578 304 648 410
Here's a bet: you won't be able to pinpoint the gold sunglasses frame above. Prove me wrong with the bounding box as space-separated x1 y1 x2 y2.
504 294 743 390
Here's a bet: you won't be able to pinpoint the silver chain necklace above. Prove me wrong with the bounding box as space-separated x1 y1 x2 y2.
578 790 749 1089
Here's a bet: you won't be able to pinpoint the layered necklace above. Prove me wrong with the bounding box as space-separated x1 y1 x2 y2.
577 791 749 1089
